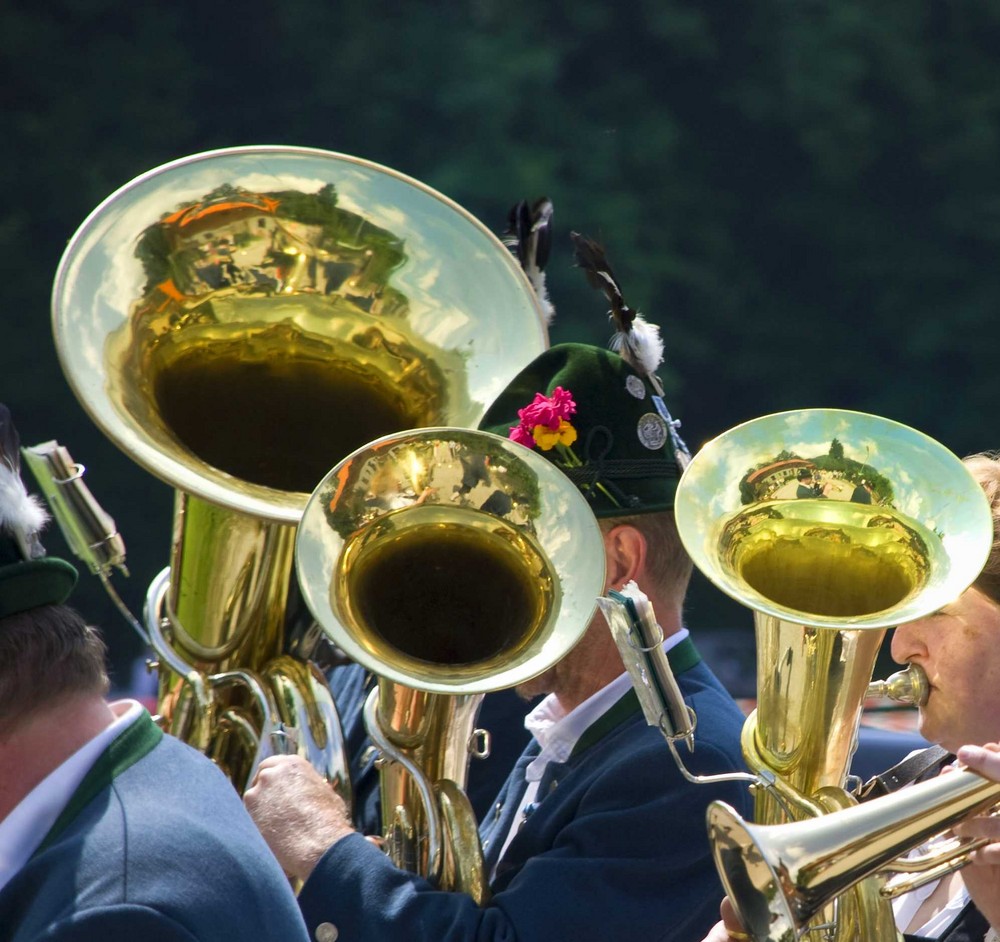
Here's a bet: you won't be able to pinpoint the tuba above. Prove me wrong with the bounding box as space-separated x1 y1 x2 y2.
294 426 606 900
47 146 550 792
674 408 993 942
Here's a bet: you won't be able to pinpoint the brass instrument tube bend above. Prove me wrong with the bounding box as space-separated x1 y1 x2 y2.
363 687 443 885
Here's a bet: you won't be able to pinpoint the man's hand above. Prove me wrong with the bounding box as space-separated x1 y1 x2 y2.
244 754 356 883
953 742 1000 933
700 897 751 942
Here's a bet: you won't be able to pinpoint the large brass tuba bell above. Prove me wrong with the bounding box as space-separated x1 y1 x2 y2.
50 146 550 791
295 426 606 900
674 408 993 942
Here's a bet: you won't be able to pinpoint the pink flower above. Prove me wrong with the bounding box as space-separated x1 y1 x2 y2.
516 387 577 432
509 423 535 448
508 387 578 452
550 386 576 417
505 385 615 505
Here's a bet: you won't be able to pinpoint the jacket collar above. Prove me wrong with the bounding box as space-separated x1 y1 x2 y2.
32 710 162 858
569 636 701 760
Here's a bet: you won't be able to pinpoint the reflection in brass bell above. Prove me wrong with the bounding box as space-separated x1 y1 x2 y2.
50 146 551 793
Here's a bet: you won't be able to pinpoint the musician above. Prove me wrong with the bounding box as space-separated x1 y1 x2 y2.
705 452 1000 942
246 342 752 942
795 468 828 498
0 405 309 942
885 451 1000 942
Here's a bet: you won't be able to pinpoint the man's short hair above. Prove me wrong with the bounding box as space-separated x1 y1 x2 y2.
966 453 1000 605
0 604 109 731
601 509 693 601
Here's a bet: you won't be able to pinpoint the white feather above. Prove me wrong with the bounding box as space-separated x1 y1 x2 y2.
0 462 48 543
524 268 555 325
610 315 664 378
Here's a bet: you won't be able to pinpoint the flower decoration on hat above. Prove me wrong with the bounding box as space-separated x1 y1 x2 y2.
508 385 626 507
510 386 577 452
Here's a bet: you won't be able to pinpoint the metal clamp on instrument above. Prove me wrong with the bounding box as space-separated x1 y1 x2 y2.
598 581 757 791
599 581 694 749
22 441 128 580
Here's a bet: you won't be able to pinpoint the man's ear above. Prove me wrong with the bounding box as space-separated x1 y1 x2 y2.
602 524 647 590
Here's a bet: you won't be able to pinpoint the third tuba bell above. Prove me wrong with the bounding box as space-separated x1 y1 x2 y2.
674 408 993 942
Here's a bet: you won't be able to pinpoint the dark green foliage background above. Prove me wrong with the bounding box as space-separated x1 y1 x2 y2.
3 1 998 692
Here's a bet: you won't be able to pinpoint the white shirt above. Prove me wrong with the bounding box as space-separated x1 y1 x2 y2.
492 628 691 869
0 699 144 894
891 831 971 939
889 757 974 939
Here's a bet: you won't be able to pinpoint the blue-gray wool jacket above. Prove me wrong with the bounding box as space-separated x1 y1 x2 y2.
0 711 310 942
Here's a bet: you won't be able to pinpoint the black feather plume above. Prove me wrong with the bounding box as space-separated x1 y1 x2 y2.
504 198 555 324
569 236 690 468
569 231 635 334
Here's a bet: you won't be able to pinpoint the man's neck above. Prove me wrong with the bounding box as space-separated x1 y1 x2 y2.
552 602 685 714
0 694 115 823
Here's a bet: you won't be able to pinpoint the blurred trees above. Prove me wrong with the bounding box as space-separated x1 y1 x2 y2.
3 0 1000 682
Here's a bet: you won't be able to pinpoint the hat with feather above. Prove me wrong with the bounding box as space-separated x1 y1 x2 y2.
478 232 690 517
0 405 78 617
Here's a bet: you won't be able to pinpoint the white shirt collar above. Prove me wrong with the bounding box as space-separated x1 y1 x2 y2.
0 699 144 894
523 628 690 783
490 629 692 875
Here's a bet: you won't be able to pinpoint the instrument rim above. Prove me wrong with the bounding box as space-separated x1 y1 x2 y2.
675 407 994 630
295 425 607 694
51 145 549 525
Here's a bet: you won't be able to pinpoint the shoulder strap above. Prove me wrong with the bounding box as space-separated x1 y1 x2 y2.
859 743 951 801
904 899 991 942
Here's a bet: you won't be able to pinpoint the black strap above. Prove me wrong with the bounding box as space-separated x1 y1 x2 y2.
859 744 952 801
904 899 991 941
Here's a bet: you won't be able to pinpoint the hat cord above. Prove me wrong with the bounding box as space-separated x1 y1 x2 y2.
556 426 680 510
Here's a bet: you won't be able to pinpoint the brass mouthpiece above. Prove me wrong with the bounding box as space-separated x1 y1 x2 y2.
867 663 929 706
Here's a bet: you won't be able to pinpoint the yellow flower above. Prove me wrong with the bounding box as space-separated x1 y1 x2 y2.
533 419 577 451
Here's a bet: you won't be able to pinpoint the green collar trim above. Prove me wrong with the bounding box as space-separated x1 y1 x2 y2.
569 636 701 760
32 709 163 857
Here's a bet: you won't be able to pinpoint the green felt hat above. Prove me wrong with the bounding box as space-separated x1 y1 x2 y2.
0 555 79 619
0 405 78 618
478 343 690 517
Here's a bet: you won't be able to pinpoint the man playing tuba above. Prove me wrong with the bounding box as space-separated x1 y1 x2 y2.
704 453 1000 942
246 339 752 942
